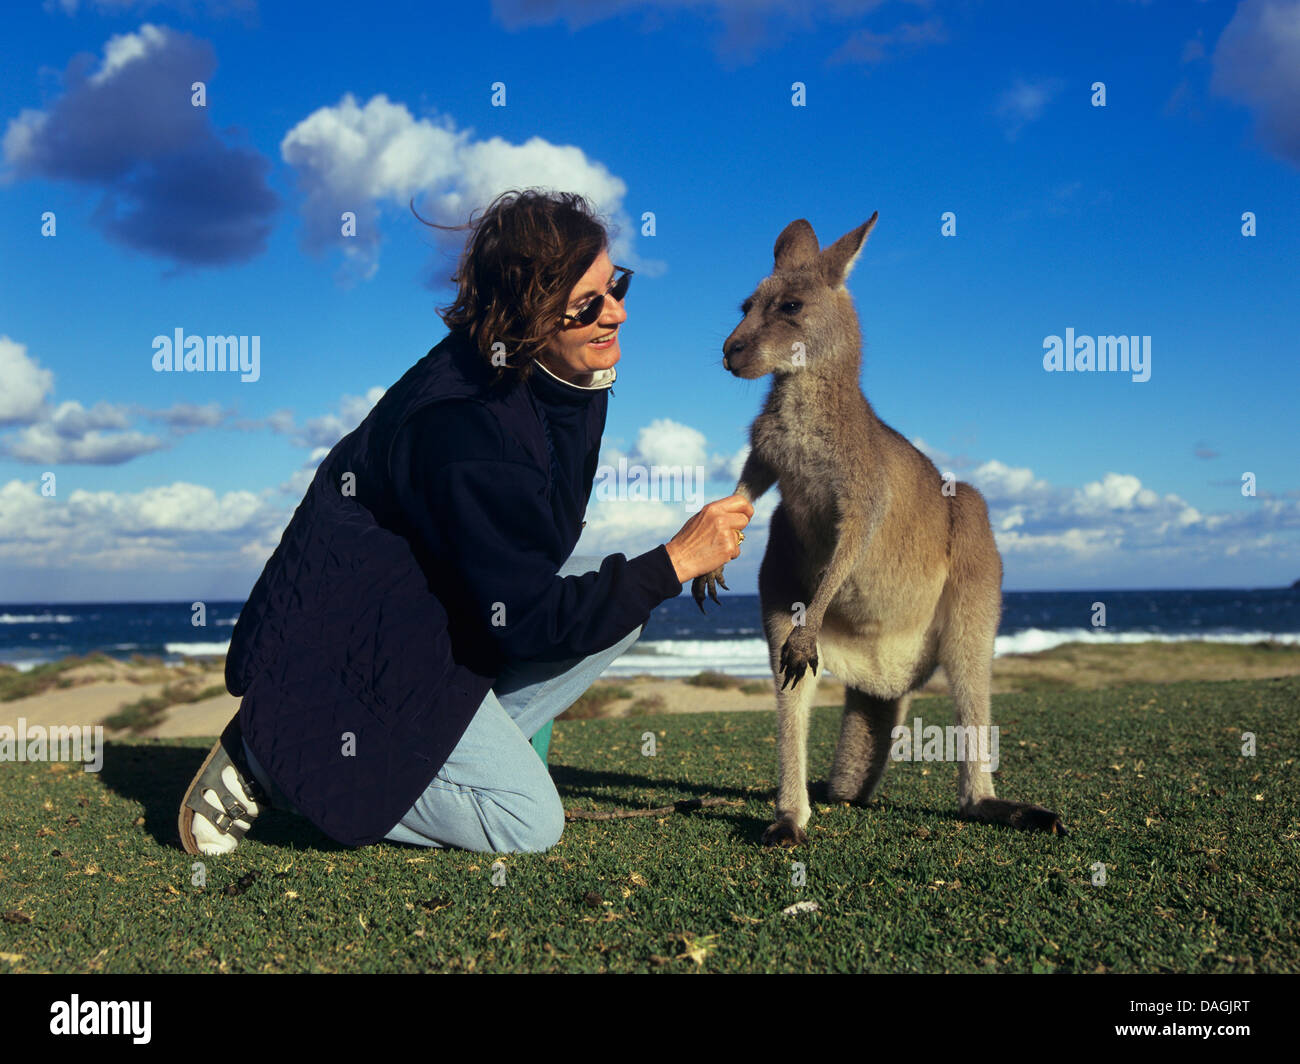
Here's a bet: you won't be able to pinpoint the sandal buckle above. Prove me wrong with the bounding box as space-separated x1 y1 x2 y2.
221 797 248 823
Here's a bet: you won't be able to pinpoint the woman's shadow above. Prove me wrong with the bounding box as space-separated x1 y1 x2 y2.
97 740 350 852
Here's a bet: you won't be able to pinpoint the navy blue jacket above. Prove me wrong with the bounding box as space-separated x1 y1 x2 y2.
225 328 682 846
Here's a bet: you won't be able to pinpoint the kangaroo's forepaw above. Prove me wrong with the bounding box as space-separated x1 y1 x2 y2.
691 567 729 614
778 628 818 690
761 816 808 848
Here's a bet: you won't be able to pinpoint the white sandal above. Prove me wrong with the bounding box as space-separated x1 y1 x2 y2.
178 717 269 855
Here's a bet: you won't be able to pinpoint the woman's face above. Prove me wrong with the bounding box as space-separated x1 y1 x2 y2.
540 248 627 382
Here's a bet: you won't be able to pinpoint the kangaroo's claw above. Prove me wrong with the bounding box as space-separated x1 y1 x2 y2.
691 568 729 613
779 628 818 689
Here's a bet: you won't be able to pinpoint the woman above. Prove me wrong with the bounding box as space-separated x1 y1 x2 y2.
179 188 752 855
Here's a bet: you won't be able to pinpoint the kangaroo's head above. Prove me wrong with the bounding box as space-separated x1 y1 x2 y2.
722 211 878 379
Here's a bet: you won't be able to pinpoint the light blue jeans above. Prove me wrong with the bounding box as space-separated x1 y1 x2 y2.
243 554 643 854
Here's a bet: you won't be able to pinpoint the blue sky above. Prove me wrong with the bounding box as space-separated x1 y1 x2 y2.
1 0 1297 602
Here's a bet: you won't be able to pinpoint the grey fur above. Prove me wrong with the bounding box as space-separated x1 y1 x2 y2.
697 213 1067 846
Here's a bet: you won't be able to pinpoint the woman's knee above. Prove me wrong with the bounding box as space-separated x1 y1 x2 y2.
499 786 565 852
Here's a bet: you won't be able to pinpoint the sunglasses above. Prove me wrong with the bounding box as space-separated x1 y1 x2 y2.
560 266 633 327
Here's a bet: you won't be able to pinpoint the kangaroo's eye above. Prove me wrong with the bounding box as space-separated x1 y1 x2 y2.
780 300 802 315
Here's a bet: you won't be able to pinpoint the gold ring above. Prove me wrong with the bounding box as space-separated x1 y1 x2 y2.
736 531 745 543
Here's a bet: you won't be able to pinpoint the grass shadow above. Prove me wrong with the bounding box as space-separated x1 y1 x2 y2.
547 762 760 804
95 740 348 853
93 741 1043 856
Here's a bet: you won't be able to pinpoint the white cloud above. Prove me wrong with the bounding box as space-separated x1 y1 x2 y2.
279 385 386 449
0 339 246 464
1074 472 1160 513
0 476 276 575
4 422 166 464
0 479 49 543
278 448 331 498
145 401 228 430
67 482 263 533
280 93 651 280
995 526 1115 557
45 399 133 437
967 459 1050 502
602 416 741 481
90 22 168 86
635 418 709 469
0 337 54 425
0 341 167 464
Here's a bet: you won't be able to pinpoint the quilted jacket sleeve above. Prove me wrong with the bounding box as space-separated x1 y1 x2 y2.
390 399 682 662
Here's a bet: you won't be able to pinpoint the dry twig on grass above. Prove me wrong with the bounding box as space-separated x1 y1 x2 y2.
564 796 743 821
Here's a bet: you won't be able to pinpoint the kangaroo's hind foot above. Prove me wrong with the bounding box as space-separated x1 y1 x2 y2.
761 815 808 848
961 797 1068 836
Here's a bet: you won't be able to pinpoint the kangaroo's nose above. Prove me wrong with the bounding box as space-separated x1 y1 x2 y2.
723 338 745 370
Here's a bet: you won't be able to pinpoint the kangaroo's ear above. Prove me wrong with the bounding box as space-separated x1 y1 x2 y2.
774 219 820 271
820 211 878 287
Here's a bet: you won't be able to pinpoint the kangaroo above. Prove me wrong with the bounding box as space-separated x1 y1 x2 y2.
697 212 1066 847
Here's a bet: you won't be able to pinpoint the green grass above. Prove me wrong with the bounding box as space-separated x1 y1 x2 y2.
1 676 1296 973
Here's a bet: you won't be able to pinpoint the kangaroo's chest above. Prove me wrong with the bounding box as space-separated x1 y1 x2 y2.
752 408 845 515
752 403 914 603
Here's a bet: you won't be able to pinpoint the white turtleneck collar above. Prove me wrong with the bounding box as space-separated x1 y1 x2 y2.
532 355 617 392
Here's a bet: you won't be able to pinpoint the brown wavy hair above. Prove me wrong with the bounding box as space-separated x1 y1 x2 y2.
415 188 612 386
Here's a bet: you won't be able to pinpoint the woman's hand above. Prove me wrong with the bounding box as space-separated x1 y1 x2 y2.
664 494 755 583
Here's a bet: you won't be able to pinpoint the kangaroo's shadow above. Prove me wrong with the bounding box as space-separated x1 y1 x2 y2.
549 762 784 841
547 762 757 804
545 766 1006 844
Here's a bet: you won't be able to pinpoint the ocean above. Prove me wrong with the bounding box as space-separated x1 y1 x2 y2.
2 588 1299 679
